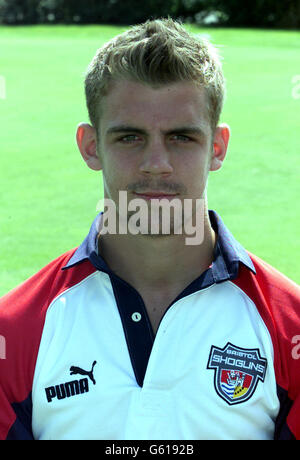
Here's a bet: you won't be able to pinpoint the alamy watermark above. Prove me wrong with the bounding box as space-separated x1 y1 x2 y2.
96 191 205 245
0 335 6 359
291 75 300 100
0 76 6 99
291 335 300 360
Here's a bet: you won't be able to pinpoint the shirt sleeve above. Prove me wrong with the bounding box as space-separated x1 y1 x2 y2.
234 254 300 440
0 249 78 440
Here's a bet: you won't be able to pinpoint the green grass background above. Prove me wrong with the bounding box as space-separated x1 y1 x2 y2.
0 25 299 296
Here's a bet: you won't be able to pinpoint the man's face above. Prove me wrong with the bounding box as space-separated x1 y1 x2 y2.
98 81 212 190
96 79 223 234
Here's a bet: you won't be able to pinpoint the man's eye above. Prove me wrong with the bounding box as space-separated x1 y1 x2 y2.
118 135 140 143
171 135 192 142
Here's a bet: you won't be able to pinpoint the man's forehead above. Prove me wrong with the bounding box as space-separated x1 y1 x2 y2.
100 79 211 132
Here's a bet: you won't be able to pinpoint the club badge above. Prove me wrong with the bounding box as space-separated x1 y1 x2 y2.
207 342 267 405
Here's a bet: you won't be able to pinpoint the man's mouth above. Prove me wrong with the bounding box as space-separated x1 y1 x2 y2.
133 191 179 200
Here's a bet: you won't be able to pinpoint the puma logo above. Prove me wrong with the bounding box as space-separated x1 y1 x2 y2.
45 360 98 403
70 360 97 385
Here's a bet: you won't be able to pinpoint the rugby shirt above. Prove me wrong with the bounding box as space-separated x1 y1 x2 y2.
0 210 300 440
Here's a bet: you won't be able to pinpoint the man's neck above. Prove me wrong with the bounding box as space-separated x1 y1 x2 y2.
97 209 216 295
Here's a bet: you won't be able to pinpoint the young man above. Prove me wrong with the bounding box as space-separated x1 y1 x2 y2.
1 19 300 441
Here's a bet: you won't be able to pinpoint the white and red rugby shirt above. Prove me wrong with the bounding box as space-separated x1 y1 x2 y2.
1 210 300 440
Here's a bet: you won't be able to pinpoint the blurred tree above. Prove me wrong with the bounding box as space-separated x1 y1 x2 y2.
0 0 40 24
208 0 300 28
0 0 299 28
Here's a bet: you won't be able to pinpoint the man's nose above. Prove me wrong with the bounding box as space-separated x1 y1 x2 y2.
139 138 173 175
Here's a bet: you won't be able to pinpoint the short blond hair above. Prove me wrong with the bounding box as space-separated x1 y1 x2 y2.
84 18 225 137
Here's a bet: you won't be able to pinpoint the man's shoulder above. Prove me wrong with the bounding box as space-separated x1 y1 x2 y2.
234 250 300 339
241 251 300 343
0 248 96 322
248 251 300 301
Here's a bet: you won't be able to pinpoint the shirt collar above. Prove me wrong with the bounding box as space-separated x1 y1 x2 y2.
62 210 256 280
209 211 256 282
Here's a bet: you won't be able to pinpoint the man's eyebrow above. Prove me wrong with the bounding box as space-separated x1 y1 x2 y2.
106 125 207 136
106 125 146 135
164 126 207 136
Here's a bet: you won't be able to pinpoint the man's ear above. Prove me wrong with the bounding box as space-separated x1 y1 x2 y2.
76 122 102 171
210 123 230 172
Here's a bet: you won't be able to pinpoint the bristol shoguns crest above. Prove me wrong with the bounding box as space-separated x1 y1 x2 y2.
207 343 267 405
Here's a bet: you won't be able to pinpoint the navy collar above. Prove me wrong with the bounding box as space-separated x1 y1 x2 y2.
62 210 256 282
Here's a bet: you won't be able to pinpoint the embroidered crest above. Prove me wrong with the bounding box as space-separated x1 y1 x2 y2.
207 342 267 405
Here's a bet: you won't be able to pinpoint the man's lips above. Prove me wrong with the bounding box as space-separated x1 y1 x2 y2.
133 191 179 200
